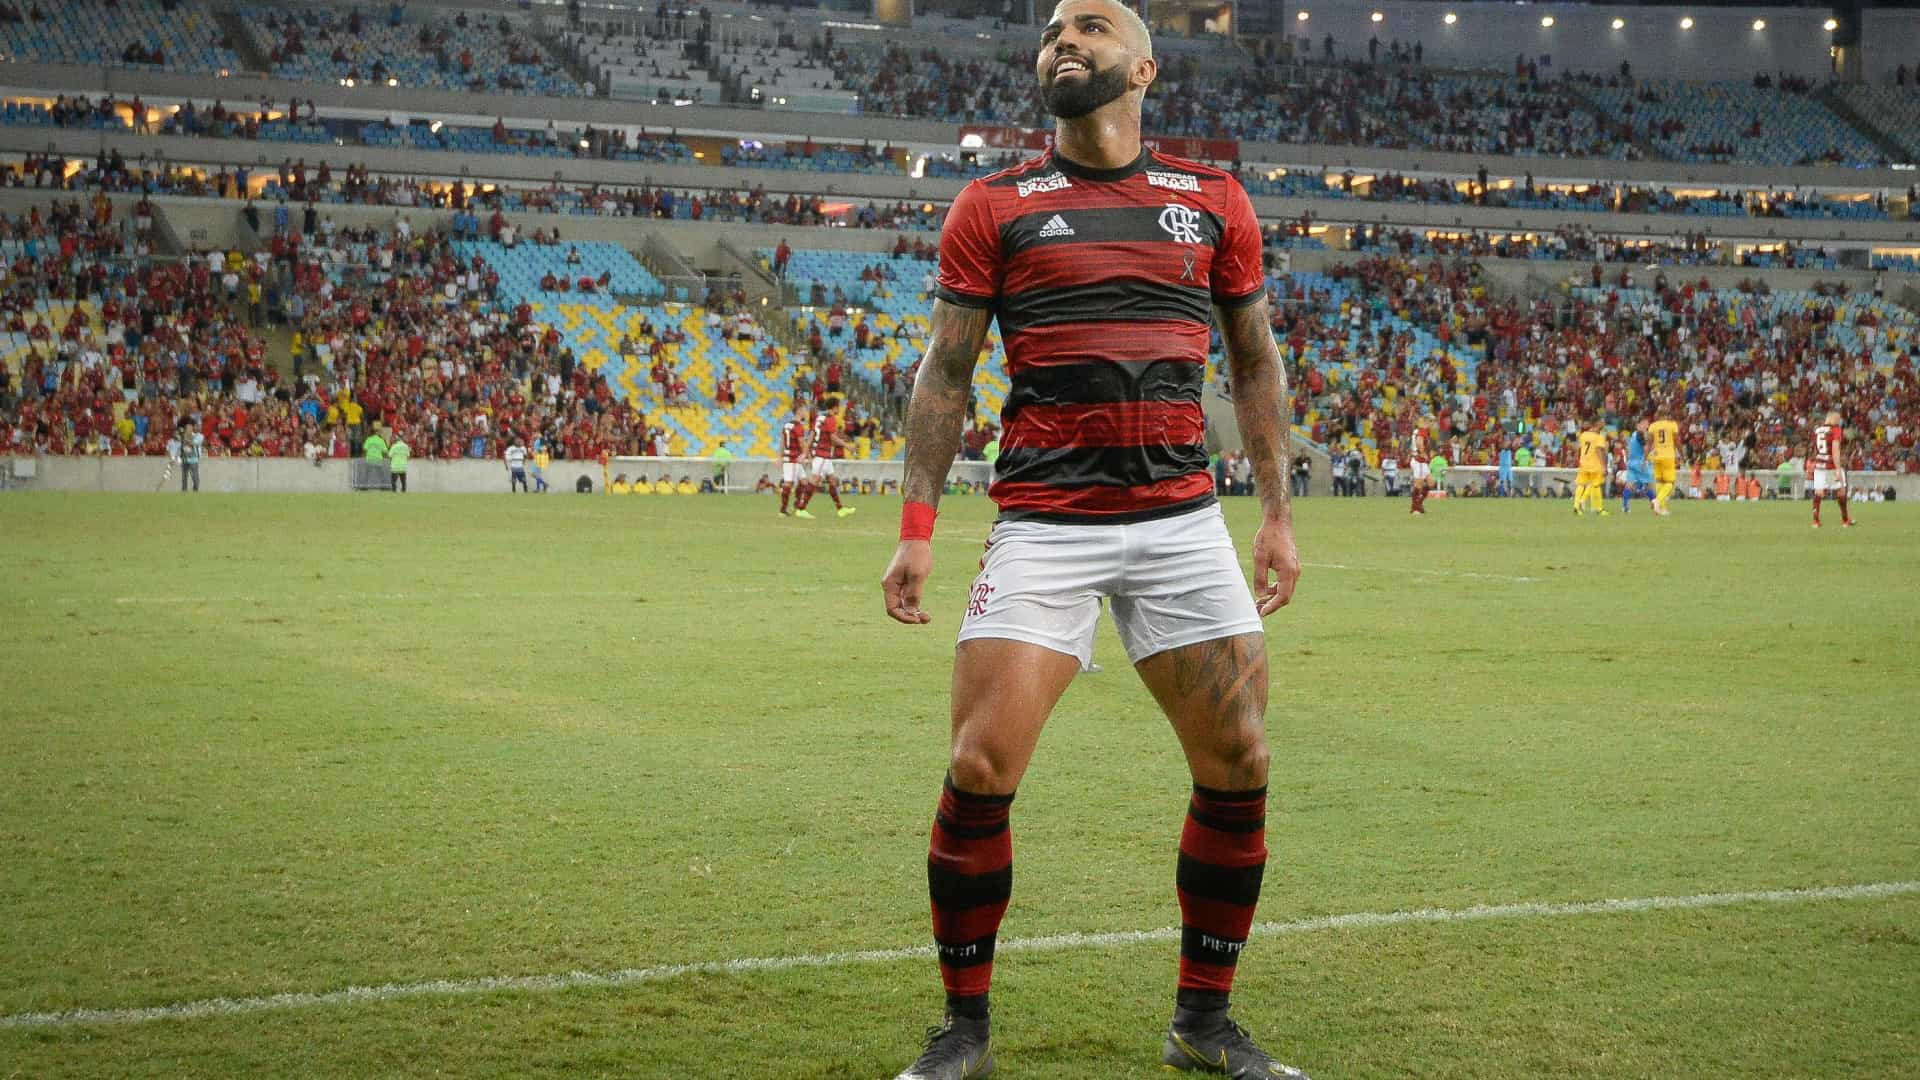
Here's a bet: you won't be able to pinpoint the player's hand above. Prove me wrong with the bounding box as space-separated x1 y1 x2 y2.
882 540 934 625
1251 518 1301 617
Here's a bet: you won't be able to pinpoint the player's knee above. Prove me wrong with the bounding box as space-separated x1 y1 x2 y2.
1205 728 1269 786
946 742 1021 796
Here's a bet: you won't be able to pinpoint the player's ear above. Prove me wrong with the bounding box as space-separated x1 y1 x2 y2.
1131 54 1156 92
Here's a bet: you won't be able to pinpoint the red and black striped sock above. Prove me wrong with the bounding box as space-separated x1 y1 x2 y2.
928 774 1014 1019
1175 784 1268 1013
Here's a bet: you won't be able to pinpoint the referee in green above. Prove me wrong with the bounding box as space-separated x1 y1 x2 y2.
388 430 410 493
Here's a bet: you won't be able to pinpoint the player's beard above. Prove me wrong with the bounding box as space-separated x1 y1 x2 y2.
1042 60 1130 120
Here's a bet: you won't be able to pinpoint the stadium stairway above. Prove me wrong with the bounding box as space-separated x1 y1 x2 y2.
216 8 275 75
531 23 603 97
1817 86 1912 166
1558 80 1658 161
147 204 189 258
525 298 797 457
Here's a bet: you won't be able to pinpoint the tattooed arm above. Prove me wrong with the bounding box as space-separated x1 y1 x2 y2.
881 299 994 625
1217 295 1301 615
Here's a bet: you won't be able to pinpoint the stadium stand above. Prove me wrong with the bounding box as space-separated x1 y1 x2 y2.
1158 65 1626 158
1 3 1917 482
1830 85 1920 163
766 245 1014 437
561 29 723 105
238 3 589 96
1583 79 1888 167
1274 256 1920 476
0 0 240 73
708 38 854 114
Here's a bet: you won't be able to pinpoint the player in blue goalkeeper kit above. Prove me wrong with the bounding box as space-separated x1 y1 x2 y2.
1623 422 1656 514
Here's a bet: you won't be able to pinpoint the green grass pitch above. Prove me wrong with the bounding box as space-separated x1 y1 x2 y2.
2 491 1916 1078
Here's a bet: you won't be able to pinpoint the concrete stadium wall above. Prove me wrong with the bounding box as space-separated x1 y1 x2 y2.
9 58 1920 192
9 455 606 494
145 195 909 268
1284 2 1840 83
3 455 993 495
1439 466 1920 502
16 455 1910 501
1863 12 1920 84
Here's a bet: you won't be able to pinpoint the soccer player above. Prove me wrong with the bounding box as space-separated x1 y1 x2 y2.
794 398 857 519
1647 415 1680 514
777 411 808 516
879 3 1307 1075
1810 410 1854 528
1408 422 1430 514
1573 423 1608 516
1622 420 1656 515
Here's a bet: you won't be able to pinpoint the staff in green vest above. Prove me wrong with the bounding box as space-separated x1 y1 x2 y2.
362 427 388 462
387 431 410 494
1514 443 1535 495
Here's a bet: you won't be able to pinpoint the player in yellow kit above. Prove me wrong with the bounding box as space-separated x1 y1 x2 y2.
1647 417 1680 514
1574 425 1609 517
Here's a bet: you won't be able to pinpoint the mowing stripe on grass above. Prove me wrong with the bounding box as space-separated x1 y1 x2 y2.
1303 561 1537 583
3 880 1913 1030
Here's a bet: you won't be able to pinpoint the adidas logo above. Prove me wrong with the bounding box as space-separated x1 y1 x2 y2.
1038 214 1075 238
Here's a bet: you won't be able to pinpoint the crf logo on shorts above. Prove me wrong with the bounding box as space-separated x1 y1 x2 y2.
966 579 995 618
1158 203 1204 244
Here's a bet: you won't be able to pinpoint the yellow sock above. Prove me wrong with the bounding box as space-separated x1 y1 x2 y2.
1572 483 1588 509
1588 486 1605 513
1655 481 1673 509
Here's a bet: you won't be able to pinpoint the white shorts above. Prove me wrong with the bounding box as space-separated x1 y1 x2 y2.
810 456 834 479
957 503 1263 671
1811 468 1846 492
781 461 802 484
1410 460 1430 482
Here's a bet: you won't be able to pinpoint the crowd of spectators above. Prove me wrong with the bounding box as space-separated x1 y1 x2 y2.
0 209 713 464
1269 255 1920 476
243 3 585 96
0 197 281 457
1349 223 1721 267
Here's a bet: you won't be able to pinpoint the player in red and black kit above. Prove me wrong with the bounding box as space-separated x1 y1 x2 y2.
1408 423 1431 514
777 412 809 515
878 2 1305 1076
1809 410 1854 528
793 398 856 519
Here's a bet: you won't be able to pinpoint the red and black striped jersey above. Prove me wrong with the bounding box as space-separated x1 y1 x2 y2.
1814 423 1843 470
936 148 1265 523
781 419 808 464
812 413 840 459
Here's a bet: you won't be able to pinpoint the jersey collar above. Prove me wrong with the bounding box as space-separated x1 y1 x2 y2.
1048 147 1149 183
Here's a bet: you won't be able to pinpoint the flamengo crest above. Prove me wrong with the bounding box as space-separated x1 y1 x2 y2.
1158 203 1204 244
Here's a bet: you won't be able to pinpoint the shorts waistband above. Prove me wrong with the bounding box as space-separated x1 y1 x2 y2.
993 493 1218 528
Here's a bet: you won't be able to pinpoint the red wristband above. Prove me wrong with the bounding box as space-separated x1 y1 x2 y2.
900 500 937 542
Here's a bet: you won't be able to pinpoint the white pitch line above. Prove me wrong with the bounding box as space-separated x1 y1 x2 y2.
2 879 1911 1031
1304 560 1537 584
